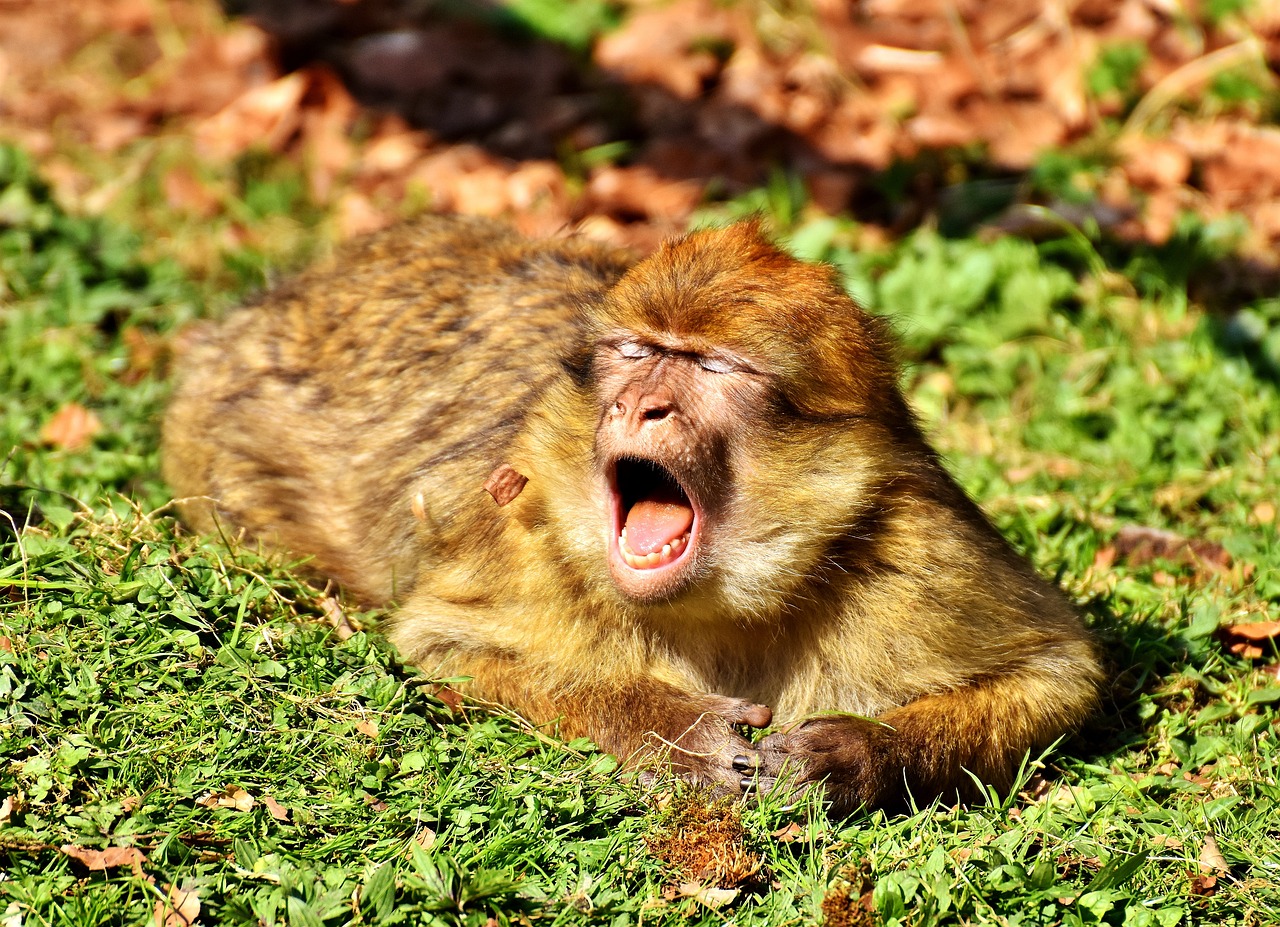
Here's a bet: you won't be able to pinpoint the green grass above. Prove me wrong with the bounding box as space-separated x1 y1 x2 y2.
3 141 1279 926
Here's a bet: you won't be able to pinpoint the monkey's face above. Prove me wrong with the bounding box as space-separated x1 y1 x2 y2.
565 222 905 615
592 335 769 602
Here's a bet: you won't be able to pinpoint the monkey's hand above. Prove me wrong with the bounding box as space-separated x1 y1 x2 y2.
644 694 773 795
747 716 899 814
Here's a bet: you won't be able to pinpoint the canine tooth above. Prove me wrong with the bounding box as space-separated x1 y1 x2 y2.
662 544 672 557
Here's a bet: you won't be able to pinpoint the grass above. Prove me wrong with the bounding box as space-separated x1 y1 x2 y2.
2 134 1279 927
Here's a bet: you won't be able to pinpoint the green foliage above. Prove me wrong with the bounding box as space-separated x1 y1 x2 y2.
0 144 199 506
1088 42 1148 106
3 146 1280 925
475 0 622 52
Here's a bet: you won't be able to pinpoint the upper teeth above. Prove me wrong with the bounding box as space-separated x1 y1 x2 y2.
619 530 689 569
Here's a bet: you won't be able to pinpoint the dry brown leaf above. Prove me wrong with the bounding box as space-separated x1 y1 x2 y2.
119 328 171 384
433 685 464 712
1198 834 1230 876
355 719 379 738
1216 621 1280 660
60 844 147 876
1112 525 1234 574
195 71 307 161
262 794 290 822
1189 873 1217 896
483 464 528 507
675 883 739 908
196 785 255 813
772 822 804 843
154 883 201 927
336 191 390 240
120 795 141 813
0 636 11 653
2 901 23 927
414 827 437 851
40 403 101 450
161 167 219 217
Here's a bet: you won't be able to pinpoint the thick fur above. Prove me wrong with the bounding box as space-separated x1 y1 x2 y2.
164 216 1103 813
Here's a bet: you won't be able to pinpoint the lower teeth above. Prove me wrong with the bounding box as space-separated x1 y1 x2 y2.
619 532 689 568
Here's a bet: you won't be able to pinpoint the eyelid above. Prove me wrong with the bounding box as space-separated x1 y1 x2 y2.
617 340 653 358
698 356 735 374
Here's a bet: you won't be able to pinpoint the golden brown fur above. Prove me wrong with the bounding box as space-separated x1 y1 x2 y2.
164 215 1103 813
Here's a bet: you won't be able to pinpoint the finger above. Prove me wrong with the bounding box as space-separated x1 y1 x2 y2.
735 703 772 728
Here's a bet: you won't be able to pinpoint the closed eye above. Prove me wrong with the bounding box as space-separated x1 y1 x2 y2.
618 340 654 359
698 356 735 374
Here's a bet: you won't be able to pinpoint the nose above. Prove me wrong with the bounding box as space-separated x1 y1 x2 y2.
613 386 677 428
638 395 673 422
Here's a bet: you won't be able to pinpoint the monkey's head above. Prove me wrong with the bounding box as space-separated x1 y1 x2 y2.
567 222 911 616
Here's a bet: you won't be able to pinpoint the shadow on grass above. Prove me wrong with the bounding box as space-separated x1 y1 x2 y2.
222 0 1280 331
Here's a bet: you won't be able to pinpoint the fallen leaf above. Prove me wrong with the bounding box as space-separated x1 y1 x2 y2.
154 883 201 927
60 844 147 877
434 685 464 712
482 464 528 507
772 822 803 843
675 883 739 908
1216 621 1280 660
119 328 171 384
0 636 12 652
196 785 255 813
161 167 220 218
414 827 437 850
355 719 379 738
195 71 307 160
1019 771 1054 802
0 794 17 824
1198 834 1230 876
40 403 101 450
1190 873 1218 896
121 795 141 813
262 795 290 822
1112 525 1232 573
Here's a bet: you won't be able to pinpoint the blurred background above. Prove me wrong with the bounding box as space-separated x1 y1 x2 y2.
5 0 1280 277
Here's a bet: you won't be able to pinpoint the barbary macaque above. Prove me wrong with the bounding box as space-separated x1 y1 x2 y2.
163 216 1102 813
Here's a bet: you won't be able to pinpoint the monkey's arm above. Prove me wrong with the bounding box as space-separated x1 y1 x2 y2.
400 640 772 792
753 631 1101 813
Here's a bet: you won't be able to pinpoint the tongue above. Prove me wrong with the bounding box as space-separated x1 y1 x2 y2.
624 490 694 555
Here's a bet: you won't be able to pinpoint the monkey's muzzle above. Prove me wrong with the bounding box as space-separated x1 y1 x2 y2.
607 457 700 594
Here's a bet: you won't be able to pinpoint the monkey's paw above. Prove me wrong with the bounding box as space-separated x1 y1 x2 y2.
656 695 773 796
741 716 897 814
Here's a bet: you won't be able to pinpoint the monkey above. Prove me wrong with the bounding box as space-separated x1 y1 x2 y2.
163 215 1103 814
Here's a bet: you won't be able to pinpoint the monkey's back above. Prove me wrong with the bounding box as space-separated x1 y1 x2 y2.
163 216 632 604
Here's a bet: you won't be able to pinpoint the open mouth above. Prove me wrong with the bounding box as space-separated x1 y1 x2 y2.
610 457 697 571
